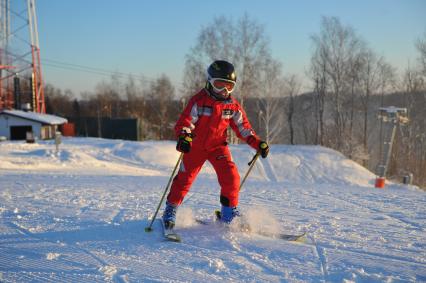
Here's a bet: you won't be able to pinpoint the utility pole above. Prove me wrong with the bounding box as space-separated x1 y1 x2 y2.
0 0 45 113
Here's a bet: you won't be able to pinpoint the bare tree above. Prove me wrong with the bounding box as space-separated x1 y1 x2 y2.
95 75 123 118
283 74 301 145
124 76 147 118
257 58 284 144
145 74 175 139
310 16 365 150
402 66 424 94
309 52 328 146
123 76 147 139
183 14 272 103
416 31 426 76
358 50 380 158
347 49 363 158
234 14 271 106
182 16 236 99
45 84 75 117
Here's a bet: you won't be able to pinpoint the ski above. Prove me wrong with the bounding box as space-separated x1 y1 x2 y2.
260 231 307 242
196 211 306 242
159 219 181 242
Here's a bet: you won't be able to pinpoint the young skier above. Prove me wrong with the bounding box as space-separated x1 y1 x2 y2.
162 60 269 229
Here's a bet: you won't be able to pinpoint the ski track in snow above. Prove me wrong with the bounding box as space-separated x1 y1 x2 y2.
0 137 425 282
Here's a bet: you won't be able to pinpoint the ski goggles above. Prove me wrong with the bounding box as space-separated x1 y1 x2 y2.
209 78 236 93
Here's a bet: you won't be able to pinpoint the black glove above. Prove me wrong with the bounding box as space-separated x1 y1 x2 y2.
176 132 193 153
259 141 269 158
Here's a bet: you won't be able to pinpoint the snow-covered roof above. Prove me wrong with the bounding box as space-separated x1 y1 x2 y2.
0 109 68 125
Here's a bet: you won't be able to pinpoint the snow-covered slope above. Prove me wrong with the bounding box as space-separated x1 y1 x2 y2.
0 138 424 282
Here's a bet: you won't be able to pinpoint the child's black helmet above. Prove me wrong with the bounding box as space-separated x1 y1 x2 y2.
207 60 237 82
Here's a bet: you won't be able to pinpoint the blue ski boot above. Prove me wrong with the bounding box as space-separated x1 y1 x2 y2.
220 205 241 224
162 202 178 229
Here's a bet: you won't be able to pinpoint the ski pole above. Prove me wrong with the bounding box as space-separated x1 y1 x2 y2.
145 152 184 232
239 152 260 191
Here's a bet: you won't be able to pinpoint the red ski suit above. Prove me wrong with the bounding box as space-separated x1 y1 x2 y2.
167 88 261 207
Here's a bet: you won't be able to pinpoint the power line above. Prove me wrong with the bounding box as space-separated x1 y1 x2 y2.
44 58 137 77
42 58 182 87
44 62 117 77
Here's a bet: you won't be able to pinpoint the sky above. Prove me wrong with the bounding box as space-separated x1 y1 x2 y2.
30 0 426 96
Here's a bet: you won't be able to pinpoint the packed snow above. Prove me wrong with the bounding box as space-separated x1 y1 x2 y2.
0 137 424 282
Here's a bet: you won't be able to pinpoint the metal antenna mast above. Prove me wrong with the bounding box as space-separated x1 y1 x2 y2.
0 0 45 113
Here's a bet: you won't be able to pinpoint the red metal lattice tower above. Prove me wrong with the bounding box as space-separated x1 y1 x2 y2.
0 0 45 113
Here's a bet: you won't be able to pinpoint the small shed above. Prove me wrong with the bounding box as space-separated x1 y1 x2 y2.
0 110 68 140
